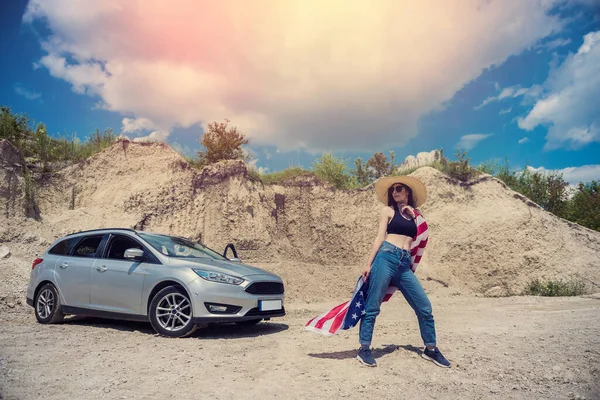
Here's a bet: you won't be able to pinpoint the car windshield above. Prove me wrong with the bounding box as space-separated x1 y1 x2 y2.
138 233 226 260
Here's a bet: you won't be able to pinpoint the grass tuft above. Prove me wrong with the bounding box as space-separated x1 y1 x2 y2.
523 278 588 297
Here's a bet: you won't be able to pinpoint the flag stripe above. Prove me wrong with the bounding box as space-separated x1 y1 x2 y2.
313 301 348 329
329 307 348 333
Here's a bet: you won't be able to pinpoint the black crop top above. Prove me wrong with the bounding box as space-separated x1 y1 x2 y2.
387 208 417 238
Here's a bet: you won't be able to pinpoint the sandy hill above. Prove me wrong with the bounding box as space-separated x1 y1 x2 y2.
1 139 599 302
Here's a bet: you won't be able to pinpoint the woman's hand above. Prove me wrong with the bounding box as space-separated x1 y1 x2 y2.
361 265 371 282
401 205 416 219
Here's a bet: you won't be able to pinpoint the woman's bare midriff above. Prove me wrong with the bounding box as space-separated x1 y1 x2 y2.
384 234 413 251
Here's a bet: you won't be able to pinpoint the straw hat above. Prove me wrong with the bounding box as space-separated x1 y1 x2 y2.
373 175 428 208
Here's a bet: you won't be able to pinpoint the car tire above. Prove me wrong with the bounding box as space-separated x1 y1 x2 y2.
149 286 196 338
235 318 263 326
34 283 64 324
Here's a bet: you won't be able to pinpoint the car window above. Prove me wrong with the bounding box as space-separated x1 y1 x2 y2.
72 236 103 258
138 232 226 260
107 235 144 260
48 237 78 255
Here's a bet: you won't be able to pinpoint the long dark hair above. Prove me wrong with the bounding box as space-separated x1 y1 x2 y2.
387 183 415 212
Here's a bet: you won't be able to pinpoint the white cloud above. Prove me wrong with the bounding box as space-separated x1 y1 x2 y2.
518 137 530 144
131 130 170 143
457 134 493 150
13 83 42 101
535 37 572 50
519 31 600 150
37 53 107 95
24 0 569 151
499 107 512 115
121 117 157 134
528 164 600 185
475 85 542 109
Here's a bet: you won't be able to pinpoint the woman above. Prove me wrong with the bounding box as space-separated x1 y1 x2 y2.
357 175 450 368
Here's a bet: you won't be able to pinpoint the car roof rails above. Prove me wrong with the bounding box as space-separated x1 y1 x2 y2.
63 228 138 237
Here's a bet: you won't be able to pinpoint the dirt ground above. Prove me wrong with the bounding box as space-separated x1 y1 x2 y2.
1 295 599 400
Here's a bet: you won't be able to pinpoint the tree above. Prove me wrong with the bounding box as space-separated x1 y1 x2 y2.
545 173 568 218
568 181 600 231
366 152 391 180
197 119 249 166
353 157 370 186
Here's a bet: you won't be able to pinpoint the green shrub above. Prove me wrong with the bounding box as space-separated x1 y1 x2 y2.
1 107 117 166
432 148 479 182
196 119 249 167
523 278 588 297
476 160 500 175
311 152 355 189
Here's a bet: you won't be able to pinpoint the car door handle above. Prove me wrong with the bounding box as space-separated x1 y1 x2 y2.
59 263 68 269
96 265 108 272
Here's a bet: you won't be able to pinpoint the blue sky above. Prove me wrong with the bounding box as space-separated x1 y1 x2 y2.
1 1 599 184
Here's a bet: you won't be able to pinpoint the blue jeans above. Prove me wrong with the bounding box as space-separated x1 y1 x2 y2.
359 241 437 347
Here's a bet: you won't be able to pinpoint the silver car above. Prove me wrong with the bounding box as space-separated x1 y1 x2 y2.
26 228 285 337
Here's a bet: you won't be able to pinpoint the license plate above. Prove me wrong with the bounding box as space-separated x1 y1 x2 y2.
259 300 282 311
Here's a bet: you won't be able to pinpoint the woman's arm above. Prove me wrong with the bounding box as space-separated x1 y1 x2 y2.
362 207 392 281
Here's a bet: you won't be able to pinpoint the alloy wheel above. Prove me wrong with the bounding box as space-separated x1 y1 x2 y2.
155 293 192 331
36 288 55 319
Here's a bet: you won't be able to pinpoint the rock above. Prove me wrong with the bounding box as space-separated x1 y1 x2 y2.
484 286 506 297
22 233 37 244
7 302 15 308
0 245 10 259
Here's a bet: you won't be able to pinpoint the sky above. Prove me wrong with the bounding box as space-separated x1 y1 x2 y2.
1 0 599 184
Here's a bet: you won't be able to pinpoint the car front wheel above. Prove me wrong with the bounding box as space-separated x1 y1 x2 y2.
149 286 196 338
34 283 64 324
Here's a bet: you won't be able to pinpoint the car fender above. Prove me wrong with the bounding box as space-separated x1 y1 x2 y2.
32 264 65 304
142 276 196 317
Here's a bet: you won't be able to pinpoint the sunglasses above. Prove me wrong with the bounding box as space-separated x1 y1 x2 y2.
390 185 409 194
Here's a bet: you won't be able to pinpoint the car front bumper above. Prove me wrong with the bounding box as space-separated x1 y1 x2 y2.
187 274 286 323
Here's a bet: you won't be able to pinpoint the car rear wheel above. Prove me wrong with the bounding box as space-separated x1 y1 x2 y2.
34 283 64 324
235 318 262 326
149 286 196 338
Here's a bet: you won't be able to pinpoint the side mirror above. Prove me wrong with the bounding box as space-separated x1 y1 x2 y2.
124 248 145 261
223 243 241 262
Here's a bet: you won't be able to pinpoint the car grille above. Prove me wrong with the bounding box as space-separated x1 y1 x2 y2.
245 282 284 295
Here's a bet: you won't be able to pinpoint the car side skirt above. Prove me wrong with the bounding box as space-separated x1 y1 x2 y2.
61 306 149 322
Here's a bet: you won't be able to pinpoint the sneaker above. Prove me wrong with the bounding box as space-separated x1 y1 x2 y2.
422 347 451 368
357 347 377 367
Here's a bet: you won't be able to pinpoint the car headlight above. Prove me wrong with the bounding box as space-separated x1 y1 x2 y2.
193 269 244 285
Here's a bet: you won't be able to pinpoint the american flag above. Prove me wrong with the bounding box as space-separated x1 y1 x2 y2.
305 211 428 336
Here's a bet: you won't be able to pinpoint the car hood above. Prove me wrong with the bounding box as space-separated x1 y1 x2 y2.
166 258 279 279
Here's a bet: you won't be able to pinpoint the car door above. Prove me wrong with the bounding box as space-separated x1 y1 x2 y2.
89 234 152 315
54 234 104 308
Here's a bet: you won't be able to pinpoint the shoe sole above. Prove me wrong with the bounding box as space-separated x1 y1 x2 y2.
356 355 377 367
421 353 451 368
